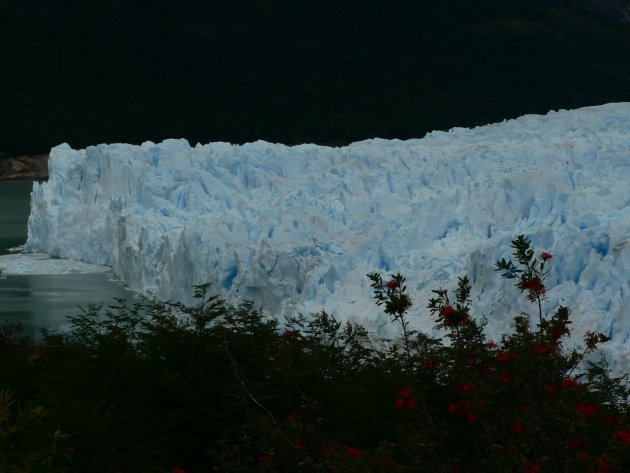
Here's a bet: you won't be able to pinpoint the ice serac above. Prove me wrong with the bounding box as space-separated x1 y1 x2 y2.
27 103 630 367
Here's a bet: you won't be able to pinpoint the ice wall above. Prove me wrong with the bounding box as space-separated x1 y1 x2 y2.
27 103 630 367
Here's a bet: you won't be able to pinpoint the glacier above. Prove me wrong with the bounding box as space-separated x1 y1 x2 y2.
26 103 630 369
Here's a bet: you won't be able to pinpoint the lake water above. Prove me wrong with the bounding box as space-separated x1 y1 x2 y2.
0 181 142 338
0 181 32 256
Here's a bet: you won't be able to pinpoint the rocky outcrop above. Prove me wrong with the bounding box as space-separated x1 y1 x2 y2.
0 155 48 181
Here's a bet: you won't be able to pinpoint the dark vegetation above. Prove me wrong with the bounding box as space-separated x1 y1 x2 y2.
2 236 630 472
2 0 630 156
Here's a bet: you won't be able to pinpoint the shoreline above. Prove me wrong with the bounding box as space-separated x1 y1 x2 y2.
0 155 49 181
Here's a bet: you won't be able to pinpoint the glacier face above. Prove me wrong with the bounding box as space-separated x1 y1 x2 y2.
27 103 630 367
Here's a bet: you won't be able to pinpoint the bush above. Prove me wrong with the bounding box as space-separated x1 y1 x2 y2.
215 235 630 473
0 235 628 473
0 385 71 473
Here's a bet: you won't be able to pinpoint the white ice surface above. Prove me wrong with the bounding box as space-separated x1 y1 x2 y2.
0 253 111 275
26 103 630 369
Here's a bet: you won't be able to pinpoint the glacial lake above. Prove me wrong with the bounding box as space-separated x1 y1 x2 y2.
0 181 142 339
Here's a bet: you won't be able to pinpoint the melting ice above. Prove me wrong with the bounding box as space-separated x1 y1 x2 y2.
0 252 111 276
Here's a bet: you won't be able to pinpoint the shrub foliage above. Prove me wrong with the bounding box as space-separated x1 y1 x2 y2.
0 236 629 472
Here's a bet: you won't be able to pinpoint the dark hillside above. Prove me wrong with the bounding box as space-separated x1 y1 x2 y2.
2 0 630 155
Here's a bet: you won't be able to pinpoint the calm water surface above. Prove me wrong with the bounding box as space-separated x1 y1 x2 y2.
0 181 32 256
0 181 142 338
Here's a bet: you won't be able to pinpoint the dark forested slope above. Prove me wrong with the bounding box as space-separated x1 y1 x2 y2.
2 0 630 155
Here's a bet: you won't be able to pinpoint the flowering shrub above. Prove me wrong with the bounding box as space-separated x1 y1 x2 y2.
216 235 630 473
394 388 417 409
0 235 629 472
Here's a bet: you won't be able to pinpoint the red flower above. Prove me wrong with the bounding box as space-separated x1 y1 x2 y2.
568 439 583 449
524 279 545 292
386 279 400 288
395 389 416 409
423 361 436 371
484 342 497 349
524 278 546 302
541 252 553 260
616 430 630 445
496 351 518 362
561 377 580 388
578 402 600 419
540 382 557 395
466 412 478 423
292 442 305 451
448 399 476 419
500 373 511 383
523 460 540 473
512 423 524 434
346 447 362 458
595 456 614 472
458 384 472 392
439 305 471 327
172 467 186 473
440 305 455 317
258 455 272 463
533 345 550 354
549 326 568 339
396 399 416 409
577 451 590 461
282 330 295 339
